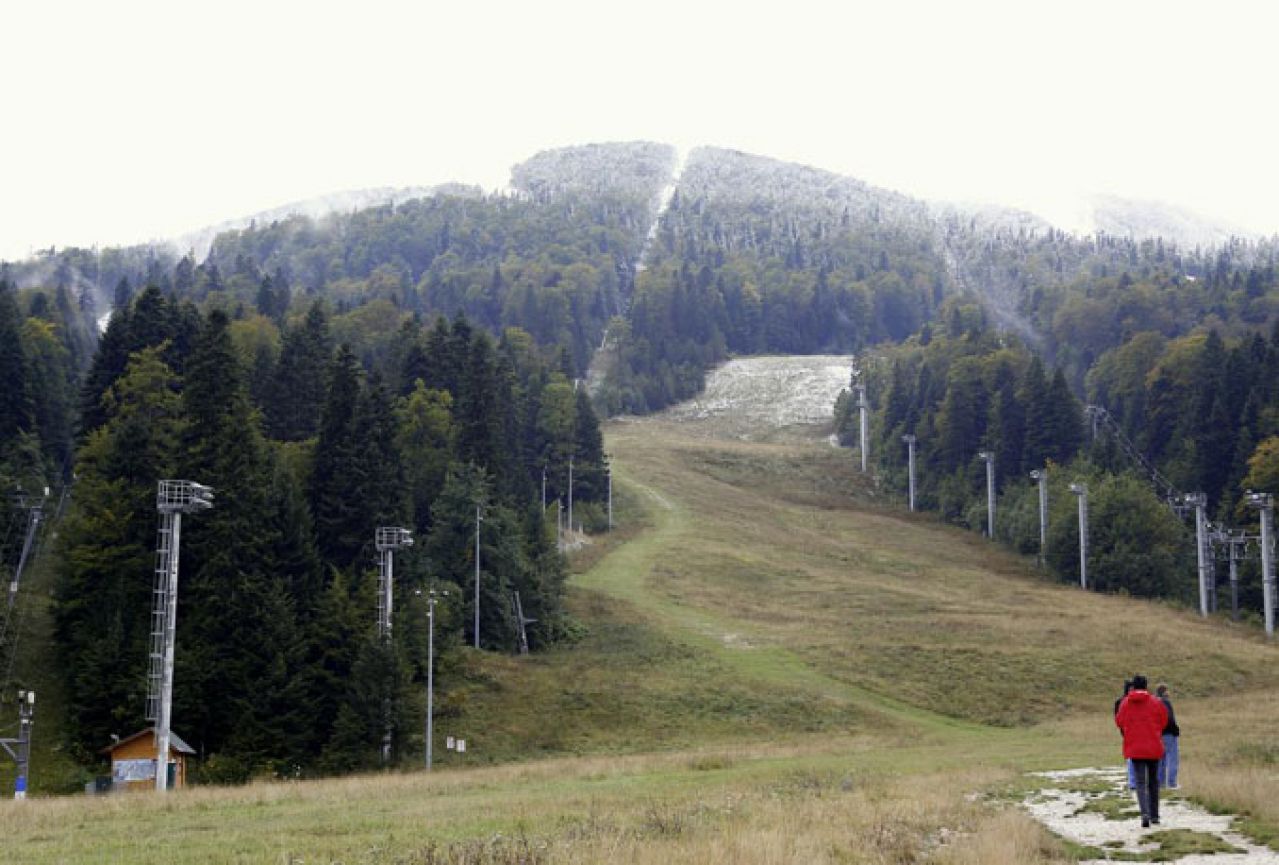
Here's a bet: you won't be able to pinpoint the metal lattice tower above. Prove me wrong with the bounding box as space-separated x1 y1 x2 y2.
0 689 34 799
375 527 414 639
147 480 212 792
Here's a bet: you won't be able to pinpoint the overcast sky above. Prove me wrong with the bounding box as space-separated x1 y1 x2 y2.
4 0 1278 261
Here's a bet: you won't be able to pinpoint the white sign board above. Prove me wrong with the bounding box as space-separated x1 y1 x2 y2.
113 759 157 783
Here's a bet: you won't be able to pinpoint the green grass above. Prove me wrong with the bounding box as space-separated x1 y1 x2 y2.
8 385 1279 861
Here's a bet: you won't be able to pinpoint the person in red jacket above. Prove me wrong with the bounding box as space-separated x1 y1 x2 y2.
1116 674 1169 827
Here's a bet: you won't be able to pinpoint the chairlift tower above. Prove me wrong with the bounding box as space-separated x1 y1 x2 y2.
473 504 483 650
148 480 213 792
1069 483 1088 590
1184 493 1210 617
1030 468 1049 567
1224 532 1248 622
567 456 574 538
605 455 613 531
855 384 870 473
0 689 34 799
902 435 916 512
1246 492 1275 637
977 452 995 538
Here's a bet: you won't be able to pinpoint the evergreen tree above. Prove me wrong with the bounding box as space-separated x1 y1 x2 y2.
265 301 333 441
309 344 366 568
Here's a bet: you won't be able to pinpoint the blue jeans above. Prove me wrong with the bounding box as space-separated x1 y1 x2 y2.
1127 758 1136 789
1158 735 1179 787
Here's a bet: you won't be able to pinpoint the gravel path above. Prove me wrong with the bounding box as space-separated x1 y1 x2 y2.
1023 767 1279 863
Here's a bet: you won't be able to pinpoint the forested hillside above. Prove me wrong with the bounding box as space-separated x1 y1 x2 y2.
5 140 1279 788
597 148 949 413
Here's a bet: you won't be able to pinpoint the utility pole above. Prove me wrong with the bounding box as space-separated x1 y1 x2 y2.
567 456 574 539
977 452 995 538
605 455 613 530
855 384 869 472
473 504 483 649
1247 492 1275 637
541 465 547 513
419 588 445 771
902 435 916 512
375 527 413 765
0 689 34 799
1069 482 1088 589
556 499 563 552
1184 493 1209 617
1030 468 1049 567
149 480 213 792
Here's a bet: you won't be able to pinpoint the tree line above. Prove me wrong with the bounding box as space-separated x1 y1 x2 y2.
839 297 1279 608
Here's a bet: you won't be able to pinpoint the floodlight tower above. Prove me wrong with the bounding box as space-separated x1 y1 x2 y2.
375 527 414 639
977 452 995 538
855 384 870 473
1184 493 1210 617
149 480 213 792
1069 482 1088 589
1029 468 1049 567
902 435 917 512
0 689 34 799
1246 492 1275 637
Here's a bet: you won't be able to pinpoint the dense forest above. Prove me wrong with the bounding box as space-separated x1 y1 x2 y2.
1 267 610 778
5 140 1279 785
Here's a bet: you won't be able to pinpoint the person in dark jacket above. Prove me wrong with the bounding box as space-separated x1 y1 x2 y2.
1115 679 1136 790
1116 674 1168 827
1155 683 1180 789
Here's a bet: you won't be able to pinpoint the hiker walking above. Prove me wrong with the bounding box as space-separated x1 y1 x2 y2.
1116 674 1168 828
1155 683 1180 789
1114 679 1136 791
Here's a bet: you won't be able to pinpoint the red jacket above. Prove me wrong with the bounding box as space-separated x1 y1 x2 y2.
1116 690 1168 760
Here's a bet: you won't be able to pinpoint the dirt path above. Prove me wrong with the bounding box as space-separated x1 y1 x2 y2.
1023 767 1279 863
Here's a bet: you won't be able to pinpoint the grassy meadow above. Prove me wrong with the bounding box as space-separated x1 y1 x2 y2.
4 374 1279 863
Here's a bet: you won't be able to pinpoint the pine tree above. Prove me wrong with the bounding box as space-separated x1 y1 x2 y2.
265 301 333 441
309 344 367 568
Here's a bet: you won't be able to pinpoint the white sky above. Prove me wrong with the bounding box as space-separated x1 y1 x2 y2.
4 0 1278 261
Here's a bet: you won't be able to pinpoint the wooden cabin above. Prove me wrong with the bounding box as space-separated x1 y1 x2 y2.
102 728 195 790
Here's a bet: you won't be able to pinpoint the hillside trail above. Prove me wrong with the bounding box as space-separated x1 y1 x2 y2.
1024 768 1279 864
585 356 999 736
589 355 1279 863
